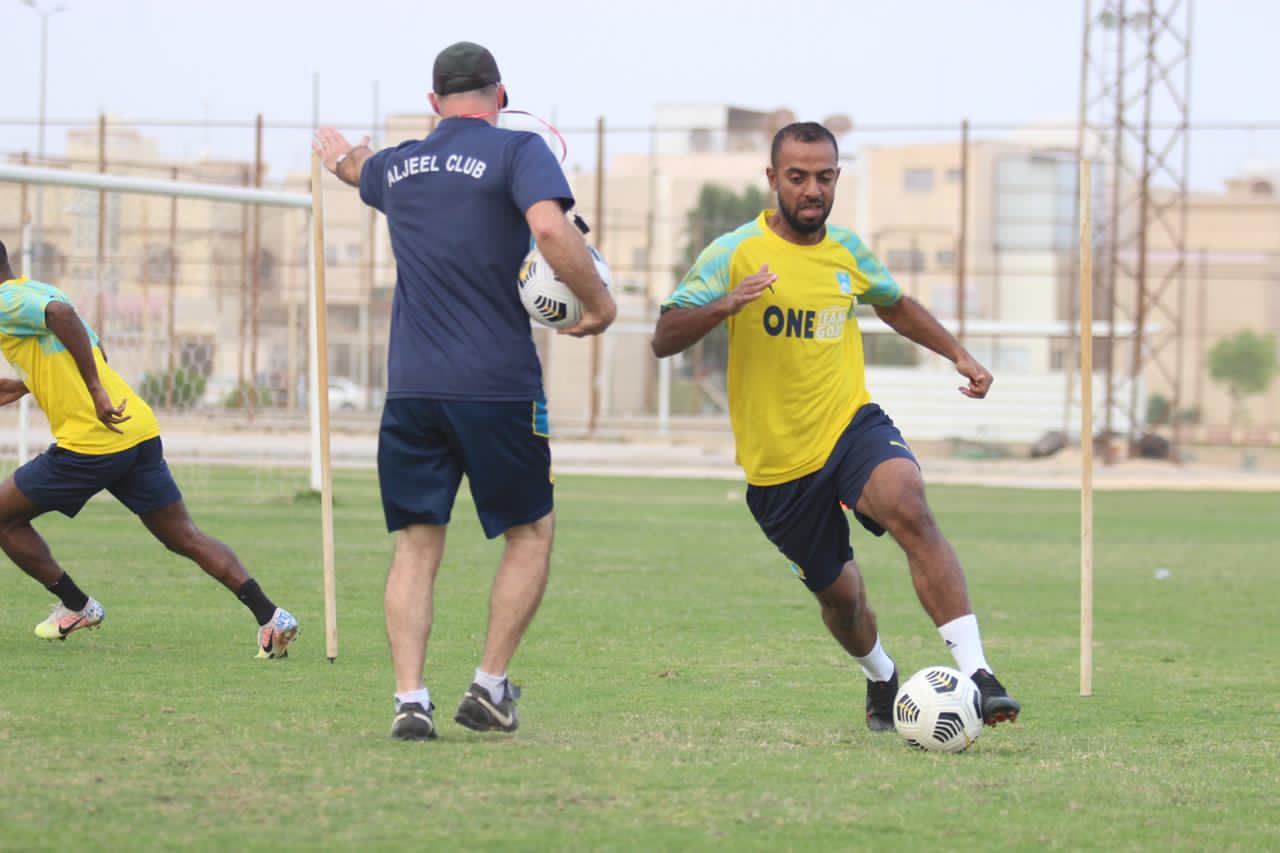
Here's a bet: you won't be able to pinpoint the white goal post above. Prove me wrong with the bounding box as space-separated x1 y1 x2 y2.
0 161 339 660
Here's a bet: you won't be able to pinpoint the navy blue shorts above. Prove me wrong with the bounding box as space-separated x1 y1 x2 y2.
377 397 554 538
746 404 918 593
14 437 183 518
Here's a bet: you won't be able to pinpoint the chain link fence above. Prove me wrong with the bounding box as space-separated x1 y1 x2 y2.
1 114 1277 464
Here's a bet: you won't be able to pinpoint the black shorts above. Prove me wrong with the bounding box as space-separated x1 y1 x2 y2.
377 397 554 538
14 436 183 518
746 404 918 593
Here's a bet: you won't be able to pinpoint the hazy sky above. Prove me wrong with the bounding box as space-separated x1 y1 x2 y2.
5 0 1277 187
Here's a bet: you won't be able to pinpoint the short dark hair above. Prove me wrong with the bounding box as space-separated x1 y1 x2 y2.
0 239 8 270
770 122 839 167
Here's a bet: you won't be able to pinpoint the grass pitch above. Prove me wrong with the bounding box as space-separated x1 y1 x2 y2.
0 468 1277 850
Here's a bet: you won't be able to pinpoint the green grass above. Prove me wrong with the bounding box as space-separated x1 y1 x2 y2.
1 469 1277 850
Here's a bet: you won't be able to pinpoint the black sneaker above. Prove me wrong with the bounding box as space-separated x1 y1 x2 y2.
971 669 1021 726
390 701 438 741
454 681 521 733
865 668 899 732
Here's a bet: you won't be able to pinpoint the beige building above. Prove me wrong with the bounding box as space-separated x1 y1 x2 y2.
3 112 1275 443
0 123 304 410
1147 173 1280 440
565 112 1090 430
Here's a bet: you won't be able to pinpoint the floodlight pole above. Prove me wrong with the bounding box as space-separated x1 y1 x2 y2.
23 0 69 270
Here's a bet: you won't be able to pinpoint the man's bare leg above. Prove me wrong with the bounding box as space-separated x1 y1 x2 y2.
454 512 553 733
385 524 446 696
856 458 1020 724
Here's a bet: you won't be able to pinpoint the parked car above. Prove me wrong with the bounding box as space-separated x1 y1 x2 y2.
328 376 378 411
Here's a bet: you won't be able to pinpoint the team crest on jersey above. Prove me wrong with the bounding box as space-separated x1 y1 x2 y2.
836 271 853 295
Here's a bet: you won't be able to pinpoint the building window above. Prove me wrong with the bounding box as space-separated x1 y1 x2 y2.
329 304 362 334
935 249 956 268
930 283 983 319
992 346 1032 373
993 155 1078 251
945 167 964 183
903 168 934 192
178 337 216 378
108 195 123 253
258 249 276 285
145 245 172 282
886 249 925 272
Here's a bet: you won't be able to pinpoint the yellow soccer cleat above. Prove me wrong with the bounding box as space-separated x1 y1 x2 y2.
255 607 299 659
34 597 105 640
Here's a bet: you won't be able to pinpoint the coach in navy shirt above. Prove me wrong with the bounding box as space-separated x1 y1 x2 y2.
313 41 615 742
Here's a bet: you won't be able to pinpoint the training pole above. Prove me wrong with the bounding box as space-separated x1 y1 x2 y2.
1079 160 1094 697
311 152 339 663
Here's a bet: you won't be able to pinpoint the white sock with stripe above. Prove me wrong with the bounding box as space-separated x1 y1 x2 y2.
938 613 992 677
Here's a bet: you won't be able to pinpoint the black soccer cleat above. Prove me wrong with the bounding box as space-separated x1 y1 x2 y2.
971 669 1021 726
454 681 521 733
865 668 899 732
390 701 438 741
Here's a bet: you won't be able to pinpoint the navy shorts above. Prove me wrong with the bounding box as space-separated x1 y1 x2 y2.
14 436 183 518
746 404 919 593
377 397 554 538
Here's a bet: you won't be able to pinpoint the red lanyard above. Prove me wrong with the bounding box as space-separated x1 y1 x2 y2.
455 110 569 163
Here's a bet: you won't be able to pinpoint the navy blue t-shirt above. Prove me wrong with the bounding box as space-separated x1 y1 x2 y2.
359 117 573 401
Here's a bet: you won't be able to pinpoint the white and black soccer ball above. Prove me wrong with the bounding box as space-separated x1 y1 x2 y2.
893 666 984 753
517 245 611 329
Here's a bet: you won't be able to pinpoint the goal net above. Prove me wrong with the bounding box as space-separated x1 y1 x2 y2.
0 161 348 498
0 159 342 657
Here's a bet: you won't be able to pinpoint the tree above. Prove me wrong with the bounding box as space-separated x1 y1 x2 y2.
677 184 770 387
679 183 770 272
1207 330 1277 425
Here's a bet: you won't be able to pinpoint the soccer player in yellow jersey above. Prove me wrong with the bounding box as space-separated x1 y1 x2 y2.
0 240 297 658
652 123 1020 730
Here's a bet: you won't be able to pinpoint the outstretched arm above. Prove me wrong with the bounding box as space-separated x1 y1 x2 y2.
0 378 28 407
44 301 131 432
874 296 993 399
312 128 374 188
651 265 777 358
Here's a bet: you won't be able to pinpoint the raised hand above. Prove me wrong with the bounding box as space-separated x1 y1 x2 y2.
725 265 778 315
312 128 371 175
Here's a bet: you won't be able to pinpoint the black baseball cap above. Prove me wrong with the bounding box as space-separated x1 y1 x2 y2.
433 41 509 108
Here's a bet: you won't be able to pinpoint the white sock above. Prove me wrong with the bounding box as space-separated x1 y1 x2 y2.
394 687 430 712
938 614 992 677
475 669 507 704
854 636 896 682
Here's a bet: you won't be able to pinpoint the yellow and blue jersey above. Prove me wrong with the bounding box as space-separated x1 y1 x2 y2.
662 211 902 486
0 276 160 455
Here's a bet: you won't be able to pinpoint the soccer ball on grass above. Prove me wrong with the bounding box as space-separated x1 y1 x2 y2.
893 666 984 753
